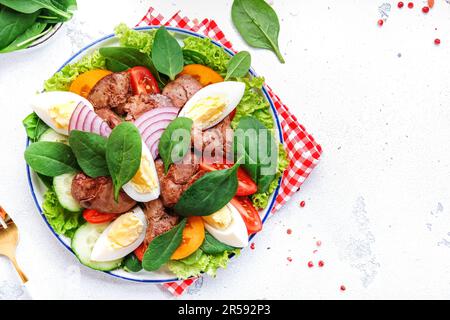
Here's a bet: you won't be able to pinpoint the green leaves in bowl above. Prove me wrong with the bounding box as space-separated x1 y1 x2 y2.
225 51 251 80
151 26 184 80
105 122 142 201
24 141 79 177
231 0 285 63
174 163 240 217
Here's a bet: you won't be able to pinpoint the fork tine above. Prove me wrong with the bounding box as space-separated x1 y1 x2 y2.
0 206 8 229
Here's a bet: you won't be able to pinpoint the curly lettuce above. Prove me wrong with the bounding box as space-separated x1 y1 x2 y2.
182 37 230 73
167 249 240 279
44 50 106 91
42 188 84 238
114 23 155 54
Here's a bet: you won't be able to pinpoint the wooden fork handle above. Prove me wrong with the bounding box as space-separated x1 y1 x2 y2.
10 257 28 283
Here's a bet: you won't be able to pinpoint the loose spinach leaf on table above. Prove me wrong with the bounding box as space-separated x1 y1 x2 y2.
174 163 239 217
225 51 251 80
201 231 237 254
151 26 184 80
158 117 193 174
231 0 285 63
0 6 39 49
24 141 79 176
233 116 278 193
106 122 142 201
0 21 47 53
69 130 109 178
142 219 187 271
23 112 49 142
0 0 73 19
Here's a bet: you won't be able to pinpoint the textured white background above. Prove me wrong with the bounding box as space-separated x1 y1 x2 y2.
1 0 450 300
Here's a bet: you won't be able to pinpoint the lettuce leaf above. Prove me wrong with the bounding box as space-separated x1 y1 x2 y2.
182 37 230 73
23 112 49 142
44 50 106 92
251 144 290 209
167 249 240 279
42 188 84 238
114 23 155 54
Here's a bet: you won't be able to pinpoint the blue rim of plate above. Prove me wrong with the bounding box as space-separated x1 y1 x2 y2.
26 26 284 284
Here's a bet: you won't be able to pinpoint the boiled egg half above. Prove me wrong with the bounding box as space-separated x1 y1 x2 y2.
122 145 160 202
31 91 94 136
178 81 245 130
202 202 249 248
91 207 147 262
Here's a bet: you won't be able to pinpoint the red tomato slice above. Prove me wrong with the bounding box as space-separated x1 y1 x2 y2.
82 209 119 224
231 197 262 235
199 163 258 196
229 109 237 121
134 242 147 261
129 66 160 95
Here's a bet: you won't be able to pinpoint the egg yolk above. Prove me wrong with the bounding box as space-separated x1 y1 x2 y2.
131 154 157 193
107 212 143 249
202 205 233 230
185 95 227 127
49 101 76 130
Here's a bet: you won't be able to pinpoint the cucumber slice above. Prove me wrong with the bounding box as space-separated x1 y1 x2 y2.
39 128 68 143
53 173 82 212
71 223 123 271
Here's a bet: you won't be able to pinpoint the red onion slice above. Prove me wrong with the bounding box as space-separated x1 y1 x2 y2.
68 103 111 138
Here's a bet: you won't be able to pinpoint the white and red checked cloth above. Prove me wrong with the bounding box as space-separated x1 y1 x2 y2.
136 7 322 297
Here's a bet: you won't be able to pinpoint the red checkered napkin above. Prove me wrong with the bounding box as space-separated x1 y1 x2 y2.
136 7 322 297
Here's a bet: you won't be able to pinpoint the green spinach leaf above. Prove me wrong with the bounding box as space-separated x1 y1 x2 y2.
123 253 142 273
69 130 109 178
0 0 73 19
174 163 239 217
0 6 39 50
200 232 237 254
158 117 193 173
225 51 251 80
142 219 187 271
234 116 278 193
0 21 47 53
23 112 49 142
24 141 78 176
99 46 158 75
151 26 184 80
106 122 142 200
183 49 208 66
231 0 285 63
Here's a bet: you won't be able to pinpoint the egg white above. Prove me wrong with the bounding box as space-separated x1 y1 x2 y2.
122 145 161 203
204 203 249 248
178 81 245 130
31 91 94 135
90 207 147 262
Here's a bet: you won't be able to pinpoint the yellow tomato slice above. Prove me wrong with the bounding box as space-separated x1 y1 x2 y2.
69 69 112 98
171 216 205 260
180 64 224 87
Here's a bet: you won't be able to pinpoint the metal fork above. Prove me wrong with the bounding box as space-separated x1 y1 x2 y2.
0 206 28 283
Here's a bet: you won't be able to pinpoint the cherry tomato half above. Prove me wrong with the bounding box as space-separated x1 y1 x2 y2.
199 163 258 196
129 66 160 95
230 197 262 235
134 242 147 261
82 209 119 224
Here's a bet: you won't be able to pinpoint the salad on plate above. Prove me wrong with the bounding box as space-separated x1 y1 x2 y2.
23 24 289 280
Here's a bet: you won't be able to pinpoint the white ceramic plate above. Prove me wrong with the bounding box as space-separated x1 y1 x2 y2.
26 26 284 283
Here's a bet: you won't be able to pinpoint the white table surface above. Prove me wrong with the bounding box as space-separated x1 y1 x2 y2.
1 0 450 300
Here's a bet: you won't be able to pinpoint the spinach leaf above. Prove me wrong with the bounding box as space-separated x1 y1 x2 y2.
158 117 193 173
0 6 39 49
225 51 251 80
23 112 49 142
69 130 109 178
201 231 237 254
105 122 142 200
24 141 79 176
174 163 239 217
142 219 187 271
99 47 157 74
123 253 142 273
0 21 47 53
231 0 285 63
183 49 208 66
234 116 278 193
151 26 184 80
0 0 73 19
